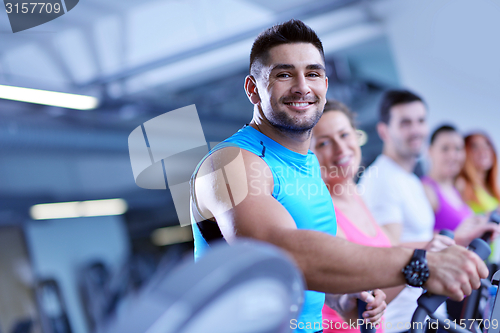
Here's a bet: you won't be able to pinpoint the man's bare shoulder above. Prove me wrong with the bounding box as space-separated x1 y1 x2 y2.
194 146 274 219
196 146 271 180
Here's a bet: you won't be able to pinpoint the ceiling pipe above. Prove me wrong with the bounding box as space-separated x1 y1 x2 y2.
78 0 362 88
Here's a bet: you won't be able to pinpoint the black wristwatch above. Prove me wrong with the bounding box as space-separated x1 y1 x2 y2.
402 249 430 287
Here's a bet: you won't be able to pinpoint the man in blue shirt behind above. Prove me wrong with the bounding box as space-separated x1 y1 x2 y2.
190 19 488 333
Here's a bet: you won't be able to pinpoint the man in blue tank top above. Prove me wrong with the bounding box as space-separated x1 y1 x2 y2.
190 19 489 333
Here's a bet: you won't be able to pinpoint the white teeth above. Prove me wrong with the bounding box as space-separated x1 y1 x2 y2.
289 102 309 107
337 156 351 164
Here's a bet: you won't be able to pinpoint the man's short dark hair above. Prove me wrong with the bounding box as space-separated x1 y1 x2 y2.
249 19 325 78
430 124 458 145
379 89 425 124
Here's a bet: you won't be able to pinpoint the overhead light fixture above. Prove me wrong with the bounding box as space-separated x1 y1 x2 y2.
30 198 127 220
151 225 193 246
0 84 99 110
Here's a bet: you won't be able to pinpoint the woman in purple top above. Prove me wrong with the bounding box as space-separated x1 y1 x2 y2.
422 125 498 240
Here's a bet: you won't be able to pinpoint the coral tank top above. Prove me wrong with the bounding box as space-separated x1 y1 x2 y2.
322 200 391 333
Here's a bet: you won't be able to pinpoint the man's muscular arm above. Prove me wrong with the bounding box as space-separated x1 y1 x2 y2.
194 147 487 300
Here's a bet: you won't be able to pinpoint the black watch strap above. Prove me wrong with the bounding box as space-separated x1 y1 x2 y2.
403 249 429 287
414 249 426 261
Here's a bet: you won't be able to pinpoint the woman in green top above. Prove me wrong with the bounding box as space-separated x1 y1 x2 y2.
457 132 500 214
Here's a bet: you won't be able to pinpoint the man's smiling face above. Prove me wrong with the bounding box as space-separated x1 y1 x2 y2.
255 42 328 133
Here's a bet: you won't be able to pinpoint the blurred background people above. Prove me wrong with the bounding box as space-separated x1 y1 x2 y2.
422 125 500 322
311 100 390 333
422 125 499 240
457 132 500 215
422 125 472 231
359 90 433 247
312 100 457 333
358 90 451 333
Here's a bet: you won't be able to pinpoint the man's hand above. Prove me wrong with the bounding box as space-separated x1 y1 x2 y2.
325 289 386 325
425 245 489 301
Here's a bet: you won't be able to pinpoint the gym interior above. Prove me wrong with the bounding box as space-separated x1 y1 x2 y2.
1 1 500 333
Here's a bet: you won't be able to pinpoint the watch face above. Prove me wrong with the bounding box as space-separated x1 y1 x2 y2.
403 259 430 287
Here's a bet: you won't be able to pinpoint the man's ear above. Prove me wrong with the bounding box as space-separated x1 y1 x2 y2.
377 122 388 142
244 75 260 105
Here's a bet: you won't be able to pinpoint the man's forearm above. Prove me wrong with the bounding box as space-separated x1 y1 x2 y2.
265 228 412 294
399 241 428 249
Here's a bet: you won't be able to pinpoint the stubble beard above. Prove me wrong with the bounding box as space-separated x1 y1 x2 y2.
266 99 323 135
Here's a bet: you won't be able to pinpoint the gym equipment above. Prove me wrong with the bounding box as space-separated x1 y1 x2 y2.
485 271 500 333
98 239 305 333
410 238 491 333
358 296 376 333
356 230 458 333
481 211 500 243
439 229 455 239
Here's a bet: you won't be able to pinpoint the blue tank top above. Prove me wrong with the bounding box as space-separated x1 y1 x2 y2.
190 125 337 333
